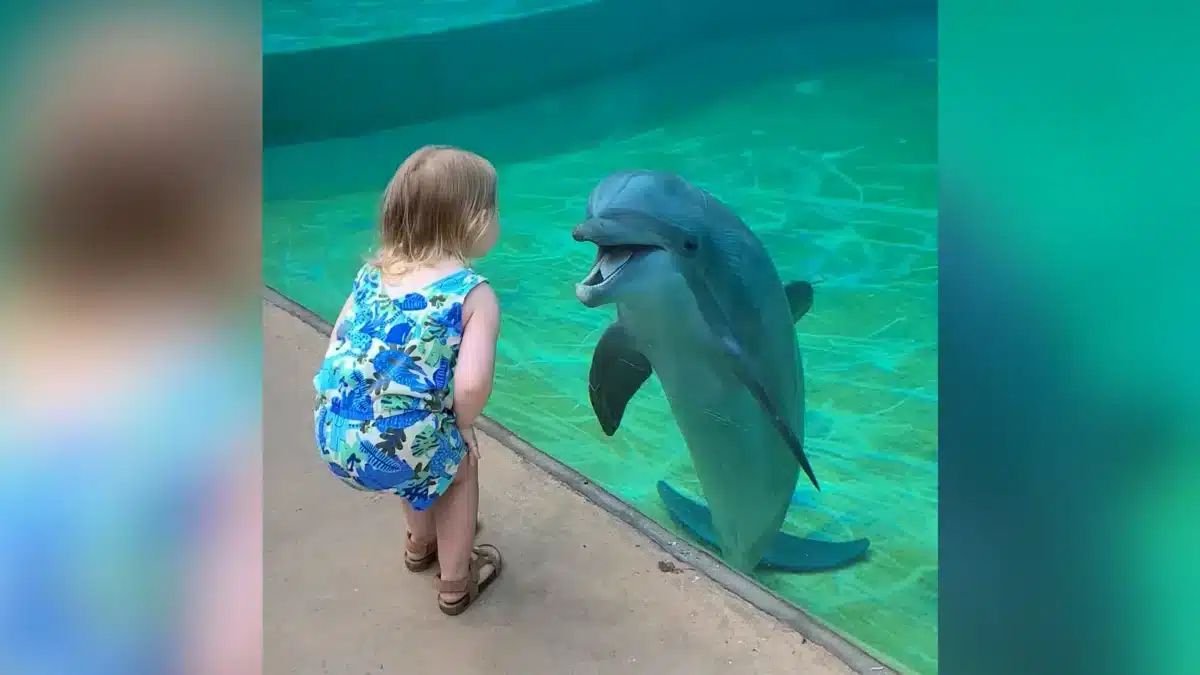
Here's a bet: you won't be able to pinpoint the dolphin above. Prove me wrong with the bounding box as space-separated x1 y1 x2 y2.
573 170 869 573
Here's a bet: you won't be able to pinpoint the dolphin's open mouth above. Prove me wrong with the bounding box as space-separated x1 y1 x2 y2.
580 244 657 287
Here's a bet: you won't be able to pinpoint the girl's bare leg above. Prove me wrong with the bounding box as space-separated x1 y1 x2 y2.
402 500 437 549
432 455 480 601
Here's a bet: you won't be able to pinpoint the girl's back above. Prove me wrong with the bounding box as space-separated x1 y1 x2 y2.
314 262 489 507
312 145 501 513
317 264 485 416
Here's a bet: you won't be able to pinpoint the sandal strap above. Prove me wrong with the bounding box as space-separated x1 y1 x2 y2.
438 575 475 595
406 532 436 557
471 545 502 571
438 546 501 596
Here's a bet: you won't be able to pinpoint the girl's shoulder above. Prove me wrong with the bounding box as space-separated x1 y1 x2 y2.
346 264 382 310
426 266 488 298
353 262 381 287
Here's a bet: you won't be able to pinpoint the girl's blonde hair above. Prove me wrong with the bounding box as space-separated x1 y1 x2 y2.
372 145 497 275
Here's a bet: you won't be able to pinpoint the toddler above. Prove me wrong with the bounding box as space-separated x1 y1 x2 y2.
314 145 503 614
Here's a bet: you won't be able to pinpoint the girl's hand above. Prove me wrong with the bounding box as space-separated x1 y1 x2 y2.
459 423 481 464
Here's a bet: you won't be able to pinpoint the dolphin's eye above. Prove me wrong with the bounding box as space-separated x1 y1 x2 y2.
682 236 699 254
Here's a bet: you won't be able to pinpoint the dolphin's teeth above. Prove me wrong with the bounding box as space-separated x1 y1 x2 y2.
598 249 633 278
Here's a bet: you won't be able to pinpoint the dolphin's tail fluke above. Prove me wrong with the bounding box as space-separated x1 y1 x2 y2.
656 480 870 573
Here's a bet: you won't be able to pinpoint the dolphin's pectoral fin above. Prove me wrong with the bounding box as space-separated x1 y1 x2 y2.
656 481 869 573
589 321 652 435
784 281 814 322
717 338 821 491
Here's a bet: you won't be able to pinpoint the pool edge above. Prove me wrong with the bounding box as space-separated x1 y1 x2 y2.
263 284 898 675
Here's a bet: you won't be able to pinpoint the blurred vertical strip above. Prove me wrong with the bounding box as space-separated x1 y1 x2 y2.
940 0 1198 673
0 4 261 675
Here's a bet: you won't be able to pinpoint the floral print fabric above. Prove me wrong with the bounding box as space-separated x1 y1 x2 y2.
314 264 486 510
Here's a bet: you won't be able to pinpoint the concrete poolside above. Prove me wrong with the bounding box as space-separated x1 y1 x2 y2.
264 301 860 675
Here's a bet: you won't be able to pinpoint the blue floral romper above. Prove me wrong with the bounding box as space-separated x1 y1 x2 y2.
314 264 487 511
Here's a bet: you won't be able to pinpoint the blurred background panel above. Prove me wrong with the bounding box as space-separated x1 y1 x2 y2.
0 5 261 675
941 0 1198 673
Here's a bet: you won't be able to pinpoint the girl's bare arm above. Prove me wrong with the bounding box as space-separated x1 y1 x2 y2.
452 283 500 427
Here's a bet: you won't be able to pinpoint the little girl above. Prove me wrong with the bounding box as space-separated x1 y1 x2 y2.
314 145 503 614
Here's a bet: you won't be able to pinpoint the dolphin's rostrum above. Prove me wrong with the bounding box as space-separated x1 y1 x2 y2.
574 170 869 573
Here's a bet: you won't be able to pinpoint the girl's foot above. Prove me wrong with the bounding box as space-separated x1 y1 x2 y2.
405 520 484 573
436 544 502 615
405 532 438 572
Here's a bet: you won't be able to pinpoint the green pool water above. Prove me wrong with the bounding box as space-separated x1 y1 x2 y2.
266 57 936 673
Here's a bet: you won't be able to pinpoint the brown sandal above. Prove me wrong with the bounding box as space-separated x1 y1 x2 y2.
436 544 502 616
405 520 484 573
405 532 438 572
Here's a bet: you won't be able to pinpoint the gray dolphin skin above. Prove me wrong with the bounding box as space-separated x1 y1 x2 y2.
574 170 869 573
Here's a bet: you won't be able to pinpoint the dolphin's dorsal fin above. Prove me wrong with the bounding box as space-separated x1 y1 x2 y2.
589 321 653 436
784 281 814 322
717 337 821 490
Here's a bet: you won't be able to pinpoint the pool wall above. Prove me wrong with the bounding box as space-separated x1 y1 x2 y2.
264 11 936 202
264 0 935 147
